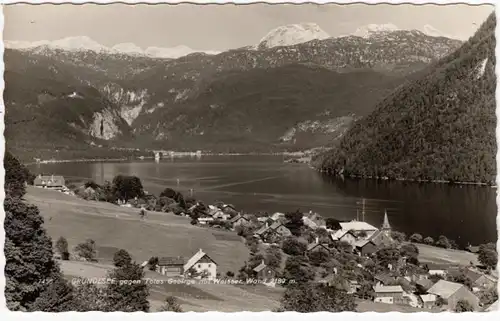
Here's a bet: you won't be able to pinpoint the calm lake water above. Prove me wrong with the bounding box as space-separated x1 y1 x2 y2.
30 155 497 248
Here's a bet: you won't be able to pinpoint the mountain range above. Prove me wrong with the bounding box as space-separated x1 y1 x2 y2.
4 22 465 159
315 13 496 184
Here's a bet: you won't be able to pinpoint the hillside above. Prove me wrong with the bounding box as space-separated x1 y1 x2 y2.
4 27 463 156
132 64 405 151
317 13 496 184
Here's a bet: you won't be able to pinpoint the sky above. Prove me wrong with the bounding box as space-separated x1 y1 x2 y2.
3 3 495 51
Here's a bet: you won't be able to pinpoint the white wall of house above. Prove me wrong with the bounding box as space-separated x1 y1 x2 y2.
192 262 217 279
375 296 394 304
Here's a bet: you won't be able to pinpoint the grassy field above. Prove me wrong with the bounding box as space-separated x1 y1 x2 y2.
415 243 479 266
25 186 249 273
25 187 285 311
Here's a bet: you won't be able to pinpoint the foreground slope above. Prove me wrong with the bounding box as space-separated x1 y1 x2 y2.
317 13 496 184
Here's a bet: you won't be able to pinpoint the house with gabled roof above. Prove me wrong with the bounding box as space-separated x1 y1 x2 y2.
183 249 217 279
427 280 479 311
330 229 357 247
373 284 405 305
306 237 334 255
253 260 276 280
156 256 185 276
254 221 291 243
34 174 65 190
230 213 250 227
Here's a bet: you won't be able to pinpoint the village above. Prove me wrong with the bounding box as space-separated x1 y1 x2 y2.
32 174 498 312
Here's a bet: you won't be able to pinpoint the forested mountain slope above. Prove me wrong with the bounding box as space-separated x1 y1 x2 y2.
317 13 496 184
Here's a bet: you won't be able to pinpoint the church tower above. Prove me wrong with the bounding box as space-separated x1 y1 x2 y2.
381 210 391 232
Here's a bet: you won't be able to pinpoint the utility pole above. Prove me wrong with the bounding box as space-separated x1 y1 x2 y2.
362 198 366 222
356 209 359 221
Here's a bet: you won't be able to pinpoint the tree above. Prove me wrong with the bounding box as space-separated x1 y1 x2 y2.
29 275 76 312
391 231 406 243
105 261 149 312
436 235 451 249
4 151 34 198
454 299 474 312
282 237 307 256
112 175 144 201
113 249 132 267
279 282 356 312
159 296 183 312
478 287 498 306
226 271 235 277
72 281 109 311
375 245 401 270
423 236 434 245
4 196 62 311
400 243 419 263
284 210 304 236
265 244 283 270
55 237 70 260
325 218 342 230
74 239 97 262
478 243 497 270
447 269 473 290
160 188 177 199
282 256 315 285
148 256 159 271
308 249 330 266
410 233 423 243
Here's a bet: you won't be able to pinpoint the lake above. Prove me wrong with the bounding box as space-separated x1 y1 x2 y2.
30 155 497 248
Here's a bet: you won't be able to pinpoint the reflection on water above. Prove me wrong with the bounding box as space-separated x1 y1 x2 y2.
29 155 497 247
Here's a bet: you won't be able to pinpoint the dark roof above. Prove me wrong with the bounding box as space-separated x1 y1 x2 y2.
307 242 331 252
158 256 185 266
374 274 396 285
230 214 249 223
416 279 435 291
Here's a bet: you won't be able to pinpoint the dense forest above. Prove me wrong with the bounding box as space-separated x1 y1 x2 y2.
316 13 496 185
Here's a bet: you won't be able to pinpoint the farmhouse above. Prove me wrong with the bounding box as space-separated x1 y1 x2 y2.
183 249 217 279
34 175 65 190
306 238 334 255
156 256 185 276
427 280 480 311
254 221 291 242
373 284 405 304
230 214 250 227
330 229 357 246
253 260 276 280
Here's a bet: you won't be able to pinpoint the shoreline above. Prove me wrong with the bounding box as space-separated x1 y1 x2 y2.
311 165 496 188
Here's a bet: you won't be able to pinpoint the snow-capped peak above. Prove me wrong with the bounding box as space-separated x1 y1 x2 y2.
111 42 144 55
257 22 330 49
50 36 110 53
422 24 461 40
352 23 400 38
4 36 219 59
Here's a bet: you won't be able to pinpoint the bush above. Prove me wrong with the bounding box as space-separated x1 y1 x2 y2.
282 237 307 256
478 243 497 270
226 271 235 277
423 236 434 245
55 236 69 260
74 239 97 262
436 235 451 249
454 299 474 312
409 233 423 243
113 249 132 267
391 231 406 243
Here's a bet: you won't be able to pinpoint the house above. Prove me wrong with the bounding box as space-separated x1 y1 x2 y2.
212 210 231 221
466 245 480 253
420 294 437 309
270 212 285 221
306 238 334 255
330 229 357 246
302 211 326 229
253 260 276 280
34 175 65 190
254 221 291 242
156 256 185 276
374 273 397 286
183 249 217 279
339 221 378 234
427 280 480 311
230 214 250 227
459 269 497 290
373 284 405 304
198 217 214 225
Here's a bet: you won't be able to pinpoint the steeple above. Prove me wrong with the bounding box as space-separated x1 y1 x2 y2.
382 210 391 230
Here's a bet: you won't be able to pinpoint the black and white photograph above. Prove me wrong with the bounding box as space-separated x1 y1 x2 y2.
2 1 498 313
